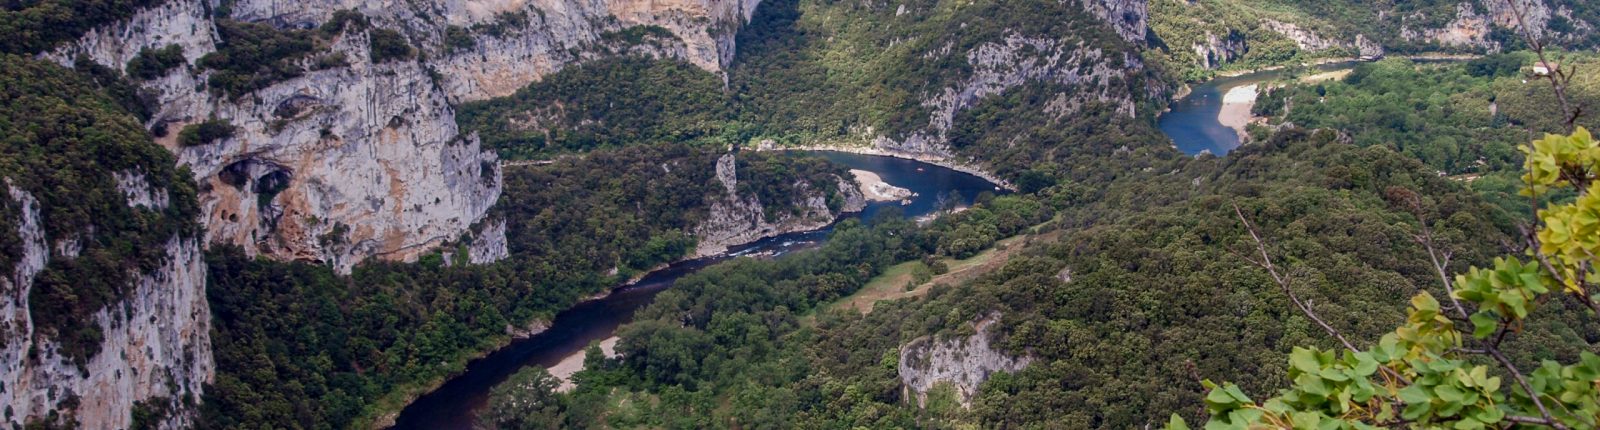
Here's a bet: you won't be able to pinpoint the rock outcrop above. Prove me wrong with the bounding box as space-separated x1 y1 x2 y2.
0 186 212 430
1077 0 1149 43
692 153 865 257
1192 29 1247 69
1399 0 1593 50
898 313 1032 408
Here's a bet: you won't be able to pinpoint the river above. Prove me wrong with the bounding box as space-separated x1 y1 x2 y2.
388 151 1002 429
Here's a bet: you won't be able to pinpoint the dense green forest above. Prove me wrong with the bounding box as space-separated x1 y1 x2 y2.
481 127 1600 428
0 0 161 54
0 54 202 369
456 58 735 158
199 145 858 429
1251 55 1600 217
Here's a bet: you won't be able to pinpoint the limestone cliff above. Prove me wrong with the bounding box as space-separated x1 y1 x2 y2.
45 0 763 272
0 185 212 430
692 153 866 257
1400 0 1592 50
898 313 1032 408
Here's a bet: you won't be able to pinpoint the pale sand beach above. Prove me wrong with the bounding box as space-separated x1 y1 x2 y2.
850 169 914 202
551 336 620 392
1218 83 1259 140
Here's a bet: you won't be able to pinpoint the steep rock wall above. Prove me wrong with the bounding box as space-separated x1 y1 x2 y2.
0 186 212 430
45 0 761 272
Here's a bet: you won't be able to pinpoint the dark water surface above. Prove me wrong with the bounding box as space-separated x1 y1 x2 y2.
388 151 1000 429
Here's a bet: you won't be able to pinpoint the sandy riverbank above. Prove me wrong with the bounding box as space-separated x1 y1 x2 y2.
849 169 914 202
551 336 620 392
1218 83 1258 140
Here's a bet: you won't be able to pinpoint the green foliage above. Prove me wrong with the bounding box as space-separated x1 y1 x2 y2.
0 54 201 368
129 398 173 430
0 0 160 54
479 367 565 430
1174 128 1600 430
457 57 733 158
1263 59 1530 175
443 25 475 53
177 119 236 147
367 28 414 63
198 20 325 98
125 44 186 80
598 25 678 48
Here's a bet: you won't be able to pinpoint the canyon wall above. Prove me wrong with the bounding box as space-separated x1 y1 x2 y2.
0 184 212 429
13 0 766 425
44 0 761 272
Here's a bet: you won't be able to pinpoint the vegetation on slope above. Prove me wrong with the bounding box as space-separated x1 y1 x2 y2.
0 0 162 54
478 126 1600 428
0 54 202 370
457 58 734 158
1252 54 1599 217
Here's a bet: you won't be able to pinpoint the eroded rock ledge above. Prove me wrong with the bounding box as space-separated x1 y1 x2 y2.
899 313 1032 408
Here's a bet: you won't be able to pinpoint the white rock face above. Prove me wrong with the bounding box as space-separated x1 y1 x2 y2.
0 187 212 430
1076 0 1149 43
468 219 512 265
899 313 1032 408
1260 19 1342 51
1192 29 1247 69
216 0 760 102
1397 0 1594 50
693 153 865 257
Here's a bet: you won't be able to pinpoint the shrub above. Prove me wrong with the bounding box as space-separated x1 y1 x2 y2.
125 44 185 80
368 28 415 63
178 119 236 146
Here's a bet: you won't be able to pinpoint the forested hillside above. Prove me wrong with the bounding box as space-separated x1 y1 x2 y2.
483 126 1600 427
1251 54 1600 217
6 0 1599 428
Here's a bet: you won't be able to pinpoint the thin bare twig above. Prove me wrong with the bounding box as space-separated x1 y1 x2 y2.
1501 0 1579 133
1233 204 1360 353
1489 324 1568 429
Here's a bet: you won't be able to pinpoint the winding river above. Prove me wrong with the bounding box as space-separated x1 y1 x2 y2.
388 151 1002 429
